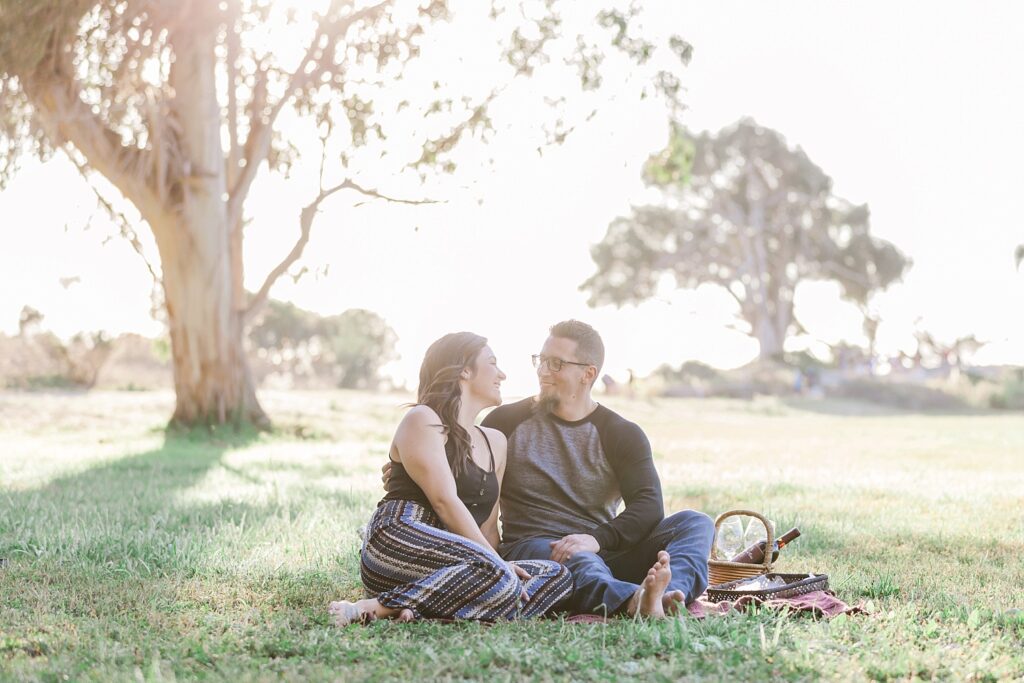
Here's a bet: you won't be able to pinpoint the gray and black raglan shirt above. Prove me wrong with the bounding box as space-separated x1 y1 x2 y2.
482 398 663 552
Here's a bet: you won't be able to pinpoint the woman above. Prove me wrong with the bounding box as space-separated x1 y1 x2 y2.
329 332 572 624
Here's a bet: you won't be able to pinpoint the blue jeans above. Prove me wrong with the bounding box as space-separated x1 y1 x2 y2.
500 510 715 615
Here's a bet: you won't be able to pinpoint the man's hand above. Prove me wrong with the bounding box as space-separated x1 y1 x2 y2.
380 461 393 488
549 534 600 564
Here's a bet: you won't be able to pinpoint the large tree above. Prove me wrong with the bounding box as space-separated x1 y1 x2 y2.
582 118 910 360
0 0 689 427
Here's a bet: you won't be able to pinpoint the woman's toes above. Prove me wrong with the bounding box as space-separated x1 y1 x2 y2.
329 601 363 626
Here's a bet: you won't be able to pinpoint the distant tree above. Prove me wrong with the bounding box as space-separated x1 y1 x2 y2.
322 309 398 389
912 329 985 371
11 309 114 387
827 341 869 370
248 299 321 353
60 331 115 387
653 360 720 383
1016 243 1023 271
250 299 397 389
1 1 690 427
581 119 911 360
17 305 43 336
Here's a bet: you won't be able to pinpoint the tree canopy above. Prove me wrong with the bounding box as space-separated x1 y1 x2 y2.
582 119 910 360
0 0 690 426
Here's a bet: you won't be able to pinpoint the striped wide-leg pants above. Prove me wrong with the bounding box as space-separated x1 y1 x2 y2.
360 500 572 620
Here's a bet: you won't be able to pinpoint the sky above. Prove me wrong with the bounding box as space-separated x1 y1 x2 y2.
1 0 1022 396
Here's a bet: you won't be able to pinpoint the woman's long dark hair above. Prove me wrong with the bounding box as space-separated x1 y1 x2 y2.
416 332 487 477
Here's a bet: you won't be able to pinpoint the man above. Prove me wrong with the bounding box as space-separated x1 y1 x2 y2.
481 320 714 618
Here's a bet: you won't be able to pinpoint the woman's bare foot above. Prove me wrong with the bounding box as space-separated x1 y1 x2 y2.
328 598 402 626
638 551 672 618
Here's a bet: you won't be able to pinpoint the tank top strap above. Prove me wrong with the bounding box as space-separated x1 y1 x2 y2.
475 425 496 473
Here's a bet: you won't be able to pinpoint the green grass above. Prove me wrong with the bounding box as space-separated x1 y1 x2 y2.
1 390 1022 681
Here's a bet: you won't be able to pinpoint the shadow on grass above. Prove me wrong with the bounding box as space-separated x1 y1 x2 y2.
0 427 364 576
0 424 378 639
0 430 246 565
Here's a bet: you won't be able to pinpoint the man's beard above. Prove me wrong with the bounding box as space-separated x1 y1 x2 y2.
536 391 560 414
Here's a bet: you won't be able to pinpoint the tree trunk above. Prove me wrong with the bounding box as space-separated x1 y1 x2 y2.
21 5 270 429
747 295 788 361
153 17 268 429
754 316 785 361
158 234 266 428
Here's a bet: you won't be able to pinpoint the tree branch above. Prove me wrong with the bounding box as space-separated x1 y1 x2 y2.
227 0 393 229
228 57 271 228
67 153 161 287
716 278 745 310
341 179 440 207
408 86 505 169
819 259 873 289
245 135 338 310
28 61 166 228
225 1 242 193
242 185 340 325
243 177 436 323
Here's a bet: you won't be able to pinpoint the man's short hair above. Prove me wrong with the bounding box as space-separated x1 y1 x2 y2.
549 320 604 374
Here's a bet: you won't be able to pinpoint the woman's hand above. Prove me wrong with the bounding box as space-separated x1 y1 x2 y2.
507 562 530 603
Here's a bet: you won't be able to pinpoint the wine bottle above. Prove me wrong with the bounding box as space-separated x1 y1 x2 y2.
729 527 801 564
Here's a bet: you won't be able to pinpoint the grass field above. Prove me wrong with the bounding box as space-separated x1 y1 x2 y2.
1 389 1022 681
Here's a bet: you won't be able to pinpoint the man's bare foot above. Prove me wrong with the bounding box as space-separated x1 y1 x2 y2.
396 608 415 623
622 548 671 618
328 598 401 626
639 551 672 618
662 589 686 616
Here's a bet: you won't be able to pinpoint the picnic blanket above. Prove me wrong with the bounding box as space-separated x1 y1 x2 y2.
564 590 864 624
390 590 865 625
688 589 864 618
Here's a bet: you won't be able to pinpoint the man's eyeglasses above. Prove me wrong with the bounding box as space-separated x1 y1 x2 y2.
531 354 592 372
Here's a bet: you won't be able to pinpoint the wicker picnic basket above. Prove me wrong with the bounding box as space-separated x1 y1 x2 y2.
705 572 829 603
708 509 774 587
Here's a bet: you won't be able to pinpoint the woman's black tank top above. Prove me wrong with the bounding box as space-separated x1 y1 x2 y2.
381 426 498 527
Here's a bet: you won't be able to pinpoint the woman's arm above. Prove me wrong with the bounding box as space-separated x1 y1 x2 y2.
479 427 508 550
394 407 496 553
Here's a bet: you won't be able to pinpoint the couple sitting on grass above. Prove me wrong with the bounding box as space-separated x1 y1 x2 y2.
329 320 715 625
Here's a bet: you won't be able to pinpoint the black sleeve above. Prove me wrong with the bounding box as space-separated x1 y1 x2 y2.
481 398 534 438
590 416 663 551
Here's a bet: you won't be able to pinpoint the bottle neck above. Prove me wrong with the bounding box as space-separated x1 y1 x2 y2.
775 527 801 548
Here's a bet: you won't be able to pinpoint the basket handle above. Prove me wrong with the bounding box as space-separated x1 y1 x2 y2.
710 509 775 570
